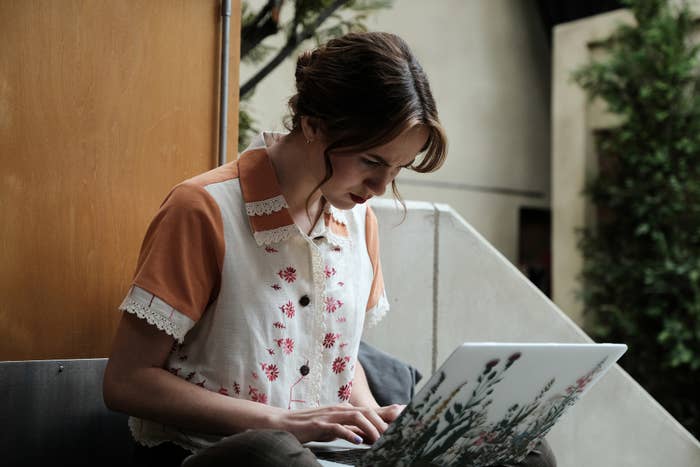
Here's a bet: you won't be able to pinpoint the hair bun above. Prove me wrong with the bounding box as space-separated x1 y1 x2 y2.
295 50 314 85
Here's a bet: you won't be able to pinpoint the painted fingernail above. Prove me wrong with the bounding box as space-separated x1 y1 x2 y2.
354 436 363 444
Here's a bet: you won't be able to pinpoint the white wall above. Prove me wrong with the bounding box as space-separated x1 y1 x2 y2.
239 0 551 263
367 198 700 467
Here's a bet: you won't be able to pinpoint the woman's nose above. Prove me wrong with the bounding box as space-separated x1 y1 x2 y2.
366 168 398 196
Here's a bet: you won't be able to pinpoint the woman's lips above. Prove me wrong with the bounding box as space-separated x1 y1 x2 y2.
350 194 367 204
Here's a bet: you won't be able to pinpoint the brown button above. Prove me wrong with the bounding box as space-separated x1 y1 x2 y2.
299 295 310 307
300 365 310 376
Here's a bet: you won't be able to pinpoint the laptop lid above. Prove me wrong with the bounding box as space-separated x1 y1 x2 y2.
357 342 627 467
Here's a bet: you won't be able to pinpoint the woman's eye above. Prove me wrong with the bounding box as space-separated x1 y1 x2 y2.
362 158 381 167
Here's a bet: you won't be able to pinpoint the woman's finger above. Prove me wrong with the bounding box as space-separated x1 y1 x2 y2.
376 404 405 423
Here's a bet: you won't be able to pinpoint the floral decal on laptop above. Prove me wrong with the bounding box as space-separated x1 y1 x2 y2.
358 352 609 467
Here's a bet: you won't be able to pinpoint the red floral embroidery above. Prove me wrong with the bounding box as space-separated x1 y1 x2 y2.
265 246 279 253
271 284 282 291
324 266 336 278
339 342 349 349
338 381 353 401
261 363 280 381
249 385 268 404
278 267 297 283
218 386 229 395
273 321 287 329
275 337 294 354
233 382 241 395
195 379 206 388
337 281 345 287
267 347 276 355
332 356 350 374
332 246 342 252
324 297 343 313
337 316 347 323
323 333 340 349
169 367 181 376
252 371 259 380
280 301 296 318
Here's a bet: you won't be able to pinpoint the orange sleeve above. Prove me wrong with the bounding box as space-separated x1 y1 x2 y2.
132 182 225 322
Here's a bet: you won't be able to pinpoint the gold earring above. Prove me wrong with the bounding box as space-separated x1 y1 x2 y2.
306 138 312 144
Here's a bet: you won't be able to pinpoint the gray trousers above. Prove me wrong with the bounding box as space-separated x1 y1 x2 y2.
133 430 556 466
182 430 556 467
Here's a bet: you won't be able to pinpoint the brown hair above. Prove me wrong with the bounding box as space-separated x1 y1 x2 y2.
287 32 448 208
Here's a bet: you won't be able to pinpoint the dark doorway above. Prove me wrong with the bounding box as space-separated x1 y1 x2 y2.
518 207 552 297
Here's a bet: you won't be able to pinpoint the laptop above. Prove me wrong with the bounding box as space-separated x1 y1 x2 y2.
309 342 627 467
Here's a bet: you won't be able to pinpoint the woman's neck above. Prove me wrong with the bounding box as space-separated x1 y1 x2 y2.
266 131 326 234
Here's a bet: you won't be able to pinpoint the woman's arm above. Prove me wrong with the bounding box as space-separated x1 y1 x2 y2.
349 359 380 409
103 312 278 435
103 313 388 443
349 359 404 425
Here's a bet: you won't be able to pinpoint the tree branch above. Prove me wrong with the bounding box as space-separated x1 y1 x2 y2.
241 0 284 59
240 0 350 98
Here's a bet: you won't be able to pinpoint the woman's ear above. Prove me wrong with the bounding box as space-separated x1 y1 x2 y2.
301 116 323 144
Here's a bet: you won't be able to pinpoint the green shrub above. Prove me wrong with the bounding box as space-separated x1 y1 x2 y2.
573 0 700 438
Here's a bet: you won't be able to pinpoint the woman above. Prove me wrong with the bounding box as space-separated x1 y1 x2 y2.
104 31 553 467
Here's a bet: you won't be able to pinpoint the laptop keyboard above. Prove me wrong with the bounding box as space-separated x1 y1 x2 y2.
314 448 367 465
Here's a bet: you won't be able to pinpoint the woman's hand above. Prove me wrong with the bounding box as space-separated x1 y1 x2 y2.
274 404 391 445
274 403 406 445
374 403 405 424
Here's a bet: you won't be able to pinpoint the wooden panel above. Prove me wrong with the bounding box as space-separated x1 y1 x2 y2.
227 0 242 163
0 0 241 359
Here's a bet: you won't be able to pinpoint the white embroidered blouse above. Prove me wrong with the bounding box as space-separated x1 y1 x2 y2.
118 133 390 451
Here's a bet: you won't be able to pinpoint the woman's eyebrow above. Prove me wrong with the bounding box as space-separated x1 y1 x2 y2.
367 153 415 168
366 153 390 166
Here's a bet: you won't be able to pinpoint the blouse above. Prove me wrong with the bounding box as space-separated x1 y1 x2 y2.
118 132 390 451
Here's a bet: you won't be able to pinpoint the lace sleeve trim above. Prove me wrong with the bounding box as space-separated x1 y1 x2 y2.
364 292 389 329
118 286 195 343
245 195 288 216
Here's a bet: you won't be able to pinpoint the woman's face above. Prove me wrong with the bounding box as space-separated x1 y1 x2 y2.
320 125 430 210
